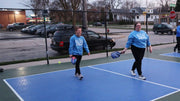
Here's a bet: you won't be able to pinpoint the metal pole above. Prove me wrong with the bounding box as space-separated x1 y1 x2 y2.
146 14 148 34
44 15 49 65
14 13 16 23
82 0 88 29
146 14 149 52
104 11 108 57
173 19 175 43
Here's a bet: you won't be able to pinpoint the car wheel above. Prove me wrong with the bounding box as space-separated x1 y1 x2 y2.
167 31 172 35
9 28 13 31
154 31 158 34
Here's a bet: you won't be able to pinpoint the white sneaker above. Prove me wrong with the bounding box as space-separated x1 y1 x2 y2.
130 70 136 76
78 74 83 80
75 73 79 77
139 75 146 80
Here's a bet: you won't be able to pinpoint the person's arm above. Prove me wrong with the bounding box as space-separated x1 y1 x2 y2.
69 37 74 57
121 33 133 54
83 37 90 55
149 45 152 53
147 36 152 53
177 26 180 34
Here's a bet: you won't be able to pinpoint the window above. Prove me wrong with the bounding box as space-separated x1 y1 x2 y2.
157 24 162 28
87 31 99 38
137 16 139 19
151 16 153 19
132 10 135 13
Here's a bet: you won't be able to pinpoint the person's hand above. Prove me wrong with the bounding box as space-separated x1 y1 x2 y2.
88 53 90 56
149 46 152 53
121 48 127 54
69 55 72 58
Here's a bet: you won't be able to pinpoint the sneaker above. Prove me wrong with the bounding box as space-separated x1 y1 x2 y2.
78 74 83 80
75 73 79 77
130 70 136 76
139 75 146 80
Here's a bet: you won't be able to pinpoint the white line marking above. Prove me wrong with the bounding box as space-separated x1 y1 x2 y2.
151 90 180 101
3 79 24 101
160 52 180 58
144 57 180 64
4 59 134 80
88 66 180 91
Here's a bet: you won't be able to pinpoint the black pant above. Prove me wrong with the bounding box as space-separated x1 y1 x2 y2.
131 45 145 75
175 37 180 52
73 55 82 75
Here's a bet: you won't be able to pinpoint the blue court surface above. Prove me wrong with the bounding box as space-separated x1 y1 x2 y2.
160 52 180 58
4 58 180 101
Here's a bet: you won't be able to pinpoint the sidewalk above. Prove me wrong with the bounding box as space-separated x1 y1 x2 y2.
1 43 176 70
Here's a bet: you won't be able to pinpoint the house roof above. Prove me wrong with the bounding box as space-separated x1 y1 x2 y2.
130 7 146 14
111 9 130 14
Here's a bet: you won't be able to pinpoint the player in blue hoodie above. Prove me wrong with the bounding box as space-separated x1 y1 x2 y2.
121 22 152 80
69 26 90 80
174 22 180 53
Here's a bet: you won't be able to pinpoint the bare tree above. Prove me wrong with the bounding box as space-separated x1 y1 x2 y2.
159 0 169 12
51 0 81 26
41 0 50 9
70 0 81 26
109 0 123 9
22 0 44 24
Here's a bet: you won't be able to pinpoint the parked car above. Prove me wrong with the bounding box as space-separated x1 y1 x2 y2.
21 25 36 33
40 24 73 37
0 24 3 29
93 22 102 26
36 25 51 36
28 25 44 34
153 24 175 35
46 24 58 36
50 29 116 53
6 23 29 31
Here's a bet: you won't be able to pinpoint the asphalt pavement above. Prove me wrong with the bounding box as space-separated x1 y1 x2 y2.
0 27 176 63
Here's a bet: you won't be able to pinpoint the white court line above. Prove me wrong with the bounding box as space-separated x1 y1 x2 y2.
88 66 180 91
151 90 180 101
160 52 180 58
144 57 180 64
3 79 24 101
4 59 133 80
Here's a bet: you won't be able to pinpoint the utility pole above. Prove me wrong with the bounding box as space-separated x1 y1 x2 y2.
82 0 88 29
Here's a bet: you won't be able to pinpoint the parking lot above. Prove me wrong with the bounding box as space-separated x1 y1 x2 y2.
0 27 176 63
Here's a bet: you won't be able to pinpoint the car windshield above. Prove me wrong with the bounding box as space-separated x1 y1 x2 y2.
87 31 99 38
166 24 173 28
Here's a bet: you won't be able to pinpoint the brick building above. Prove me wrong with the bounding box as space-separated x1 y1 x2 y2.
0 10 26 28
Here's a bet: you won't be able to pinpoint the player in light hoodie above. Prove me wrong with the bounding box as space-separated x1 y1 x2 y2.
69 26 90 80
121 22 152 80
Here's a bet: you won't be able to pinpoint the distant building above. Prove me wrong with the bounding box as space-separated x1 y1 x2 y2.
130 7 159 24
0 9 26 28
111 7 160 24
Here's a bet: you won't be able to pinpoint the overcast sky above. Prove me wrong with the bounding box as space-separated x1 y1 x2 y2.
0 0 160 8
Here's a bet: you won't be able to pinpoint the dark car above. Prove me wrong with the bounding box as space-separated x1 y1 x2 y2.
28 25 44 34
50 29 115 53
153 24 175 35
21 25 36 33
40 24 73 37
36 25 51 36
93 22 102 26
6 23 29 31
46 24 58 36
0 24 3 29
